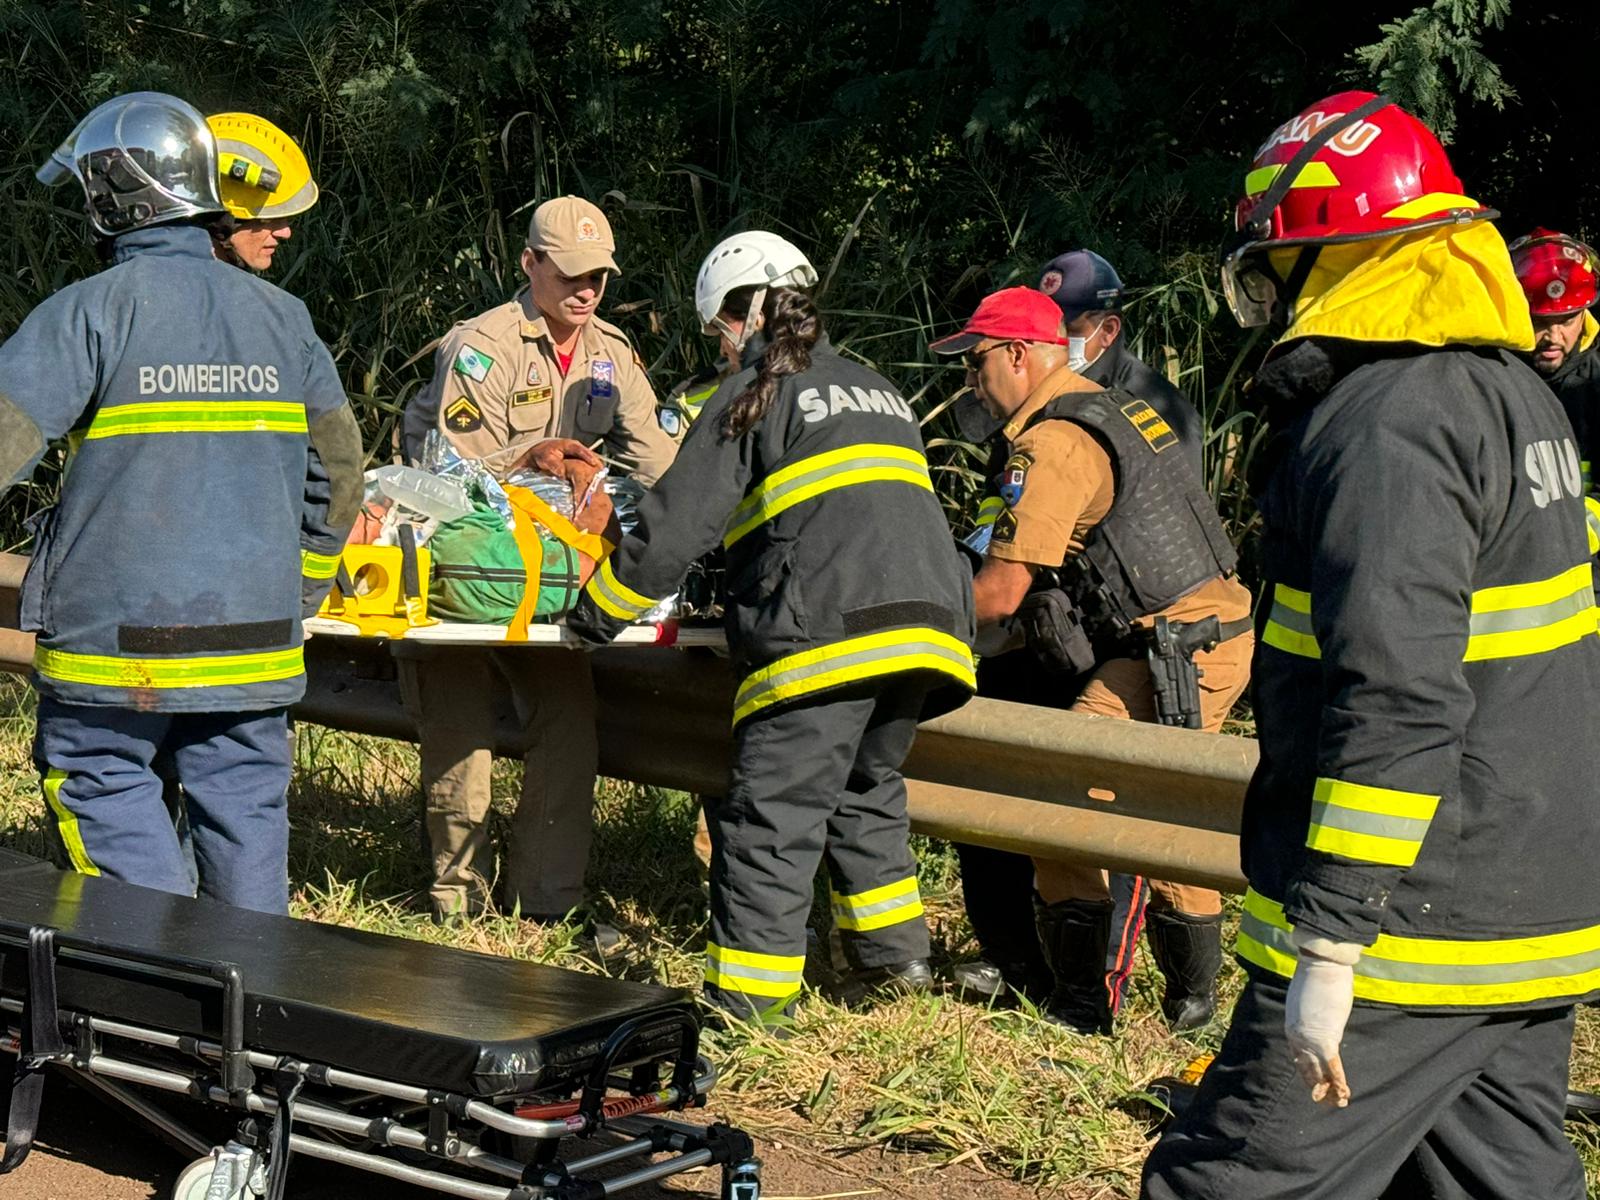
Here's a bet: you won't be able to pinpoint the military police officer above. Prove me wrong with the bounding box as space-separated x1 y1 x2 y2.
6 92 363 914
398 196 676 926
933 287 1251 1035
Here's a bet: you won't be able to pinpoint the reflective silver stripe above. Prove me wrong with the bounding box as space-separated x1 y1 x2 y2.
723 445 932 547
1266 602 1315 637
734 637 974 717
1307 803 1432 844
1467 586 1594 636
835 894 916 921
707 960 802 985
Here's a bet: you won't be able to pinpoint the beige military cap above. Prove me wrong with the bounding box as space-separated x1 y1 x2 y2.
527 196 620 276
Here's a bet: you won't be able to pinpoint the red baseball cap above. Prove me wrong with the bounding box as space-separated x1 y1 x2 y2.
929 287 1069 355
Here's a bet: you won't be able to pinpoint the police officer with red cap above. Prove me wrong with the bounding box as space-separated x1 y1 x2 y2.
1511 228 1600 484
1143 91 1600 1199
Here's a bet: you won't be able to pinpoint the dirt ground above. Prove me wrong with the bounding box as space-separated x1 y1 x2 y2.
6 1072 1046 1200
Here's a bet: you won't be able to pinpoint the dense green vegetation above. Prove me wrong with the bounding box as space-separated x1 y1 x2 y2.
0 0 1582 555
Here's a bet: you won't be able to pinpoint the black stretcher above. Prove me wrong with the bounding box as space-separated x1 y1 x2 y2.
0 848 760 1199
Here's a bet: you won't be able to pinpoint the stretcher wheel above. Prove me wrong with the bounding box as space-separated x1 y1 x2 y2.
172 1145 265 1200
722 1158 761 1199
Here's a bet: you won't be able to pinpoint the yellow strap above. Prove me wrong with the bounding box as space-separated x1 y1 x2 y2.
504 496 546 644
502 484 619 639
504 484 616 562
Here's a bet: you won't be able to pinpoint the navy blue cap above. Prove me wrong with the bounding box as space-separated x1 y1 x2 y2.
1036 250 1124 319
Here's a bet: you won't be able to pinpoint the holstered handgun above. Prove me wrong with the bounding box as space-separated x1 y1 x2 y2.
1145 615 1221 729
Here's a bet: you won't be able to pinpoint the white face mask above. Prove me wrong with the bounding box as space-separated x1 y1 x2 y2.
1066 319 1108 372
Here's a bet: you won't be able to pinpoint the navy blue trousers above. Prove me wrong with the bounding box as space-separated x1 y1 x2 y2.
33 698 292 914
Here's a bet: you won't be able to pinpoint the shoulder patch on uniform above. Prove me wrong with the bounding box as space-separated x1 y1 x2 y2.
992 508 1019 543
513 387 552 409
1120 400 1178 453
998 450 1033 508
657 405 682 437
590 359 614 398
454 345 495 383
444 395 482 433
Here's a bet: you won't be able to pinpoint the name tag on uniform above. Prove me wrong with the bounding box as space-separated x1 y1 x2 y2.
590 360 614 400
513 386 553 408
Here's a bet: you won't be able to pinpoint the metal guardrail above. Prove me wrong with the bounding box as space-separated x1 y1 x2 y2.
0 553 1251 890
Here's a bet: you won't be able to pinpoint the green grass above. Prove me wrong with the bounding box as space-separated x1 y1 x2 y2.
3 674 1600 1195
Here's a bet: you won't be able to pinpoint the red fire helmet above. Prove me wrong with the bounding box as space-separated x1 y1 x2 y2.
1509 228 1600 317
1221 91 1497 326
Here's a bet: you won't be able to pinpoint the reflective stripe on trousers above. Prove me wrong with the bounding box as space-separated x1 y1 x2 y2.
1236 887 1600 1007
831 875 924 932
704 941 806 999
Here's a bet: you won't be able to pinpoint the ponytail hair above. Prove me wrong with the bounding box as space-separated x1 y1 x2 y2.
720 286 822 439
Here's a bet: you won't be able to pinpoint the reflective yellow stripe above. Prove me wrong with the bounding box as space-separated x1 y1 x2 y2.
1260 583 1319 659
1464 564 1597 661
723 444 933 548
1306 777 1440 868
1382 192 1480 220
34 646 304 689
1236 888 1600 1007
704 941 806 999
85 401 307 439
301 549 342 580
974 496 1004 529
43 769 99 876
1245 161 1341 195
1262 570 1599 664
831 876 925 932
582 558 659 622
732 628 976 727
1587 497 1600 557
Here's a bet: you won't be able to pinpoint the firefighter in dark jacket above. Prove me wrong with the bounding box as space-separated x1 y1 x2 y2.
6 93 363 915
567 231 977 1023
933 288 1251 1035
1511 228 1600 487
1143 92 1600 1199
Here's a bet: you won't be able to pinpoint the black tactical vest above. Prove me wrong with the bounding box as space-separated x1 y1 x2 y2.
1023 388 1237 639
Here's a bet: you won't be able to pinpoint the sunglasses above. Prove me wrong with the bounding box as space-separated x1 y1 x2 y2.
962 342 1011 372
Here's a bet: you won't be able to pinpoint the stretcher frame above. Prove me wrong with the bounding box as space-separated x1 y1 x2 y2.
0 921 761 1200
303 616 727 649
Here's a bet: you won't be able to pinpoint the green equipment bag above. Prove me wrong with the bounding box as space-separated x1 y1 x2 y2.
425 507 584 624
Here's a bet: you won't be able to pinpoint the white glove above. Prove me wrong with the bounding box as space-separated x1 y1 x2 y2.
1284 932 1360 1108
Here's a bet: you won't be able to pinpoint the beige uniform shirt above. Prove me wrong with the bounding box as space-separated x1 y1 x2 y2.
988 365 1251 625
403 290 677 485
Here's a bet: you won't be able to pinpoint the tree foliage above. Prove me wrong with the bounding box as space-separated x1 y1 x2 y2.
0 0 1573 558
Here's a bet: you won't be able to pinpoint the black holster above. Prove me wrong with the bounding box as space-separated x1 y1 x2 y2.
1145 615 1221 729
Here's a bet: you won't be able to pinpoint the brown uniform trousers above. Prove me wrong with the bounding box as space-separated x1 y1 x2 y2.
399 290 674 919
1032 630 1253 915
398 646 597 917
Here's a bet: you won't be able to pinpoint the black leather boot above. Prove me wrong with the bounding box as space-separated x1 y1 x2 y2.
1035 899 1114 1035
1144 909 1223 1031
850 957 934 1001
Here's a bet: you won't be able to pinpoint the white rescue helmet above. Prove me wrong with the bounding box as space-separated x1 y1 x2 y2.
38 92 224 238
694 231 818 351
